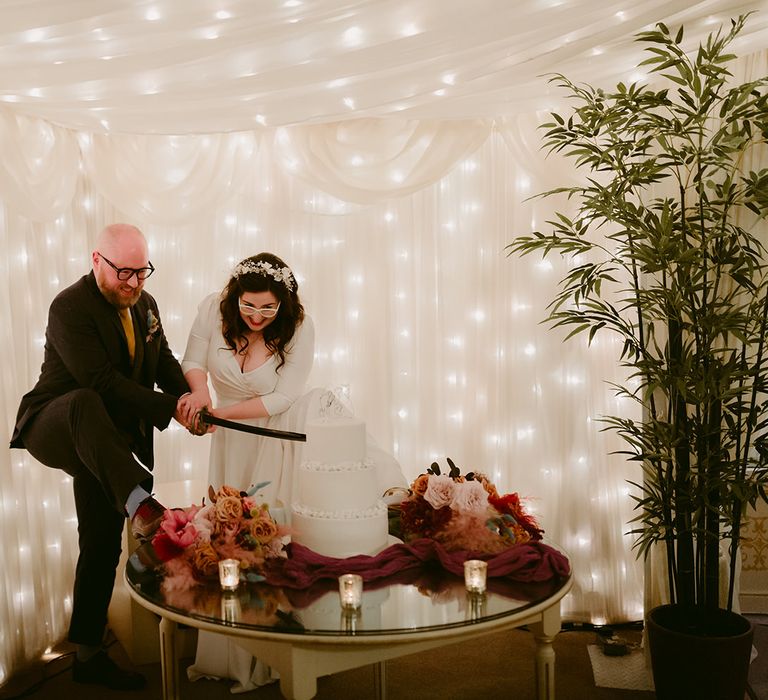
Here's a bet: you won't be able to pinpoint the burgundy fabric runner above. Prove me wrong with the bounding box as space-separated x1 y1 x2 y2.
265 538 570 590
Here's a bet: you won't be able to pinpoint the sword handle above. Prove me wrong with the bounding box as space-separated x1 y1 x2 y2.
190 408 213 436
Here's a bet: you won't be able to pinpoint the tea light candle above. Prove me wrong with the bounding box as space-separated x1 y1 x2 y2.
338 573 363 610
463 559 487 593
218 558 240 590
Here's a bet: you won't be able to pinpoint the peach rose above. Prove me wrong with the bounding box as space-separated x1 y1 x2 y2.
423 474 456 509
473 472 499 498
218 485 241 499
411 474 431 496
214 495 243 525
250 516 279 545
190 541 218 577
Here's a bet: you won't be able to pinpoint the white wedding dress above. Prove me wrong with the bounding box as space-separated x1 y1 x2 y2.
181 292 406 692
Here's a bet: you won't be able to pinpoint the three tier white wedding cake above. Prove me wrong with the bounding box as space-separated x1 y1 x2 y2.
291 414 389 558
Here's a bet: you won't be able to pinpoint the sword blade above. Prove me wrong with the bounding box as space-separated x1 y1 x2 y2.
200 410 306 442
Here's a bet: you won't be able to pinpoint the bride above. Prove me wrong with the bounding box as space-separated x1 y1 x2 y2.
179 252 405 691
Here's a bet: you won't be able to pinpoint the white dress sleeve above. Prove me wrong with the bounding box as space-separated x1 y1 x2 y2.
260 315 315 416
181 292 219 375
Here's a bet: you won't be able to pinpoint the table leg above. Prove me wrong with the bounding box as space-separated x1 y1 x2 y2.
158 616 179 700
532 629 556 700
279 669 318 700
373 661 386 700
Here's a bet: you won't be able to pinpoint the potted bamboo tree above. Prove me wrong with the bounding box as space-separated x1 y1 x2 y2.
507 15 768 699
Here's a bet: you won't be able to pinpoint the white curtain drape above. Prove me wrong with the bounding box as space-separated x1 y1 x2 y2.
0 47 764 685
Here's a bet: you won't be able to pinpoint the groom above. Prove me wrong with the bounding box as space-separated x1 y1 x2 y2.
10 223 190 690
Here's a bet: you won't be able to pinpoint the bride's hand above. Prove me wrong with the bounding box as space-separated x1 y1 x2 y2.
180 390 211 424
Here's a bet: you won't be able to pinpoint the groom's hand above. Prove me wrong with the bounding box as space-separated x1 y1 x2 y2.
173 396 191 428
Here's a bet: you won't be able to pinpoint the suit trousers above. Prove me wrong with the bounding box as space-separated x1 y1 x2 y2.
19 388 154 645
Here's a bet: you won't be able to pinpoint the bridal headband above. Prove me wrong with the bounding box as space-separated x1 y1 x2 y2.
232 260 296 291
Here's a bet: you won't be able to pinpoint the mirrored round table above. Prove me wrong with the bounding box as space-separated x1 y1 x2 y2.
126 550 572 700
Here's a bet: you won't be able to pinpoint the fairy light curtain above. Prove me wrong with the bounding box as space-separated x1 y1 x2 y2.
0 0 766 684
3 1 766 134
0 114 644 683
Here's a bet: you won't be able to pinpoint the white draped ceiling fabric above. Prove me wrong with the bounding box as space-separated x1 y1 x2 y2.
1 0 767 684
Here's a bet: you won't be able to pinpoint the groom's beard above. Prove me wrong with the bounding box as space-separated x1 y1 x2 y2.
98 281 142 309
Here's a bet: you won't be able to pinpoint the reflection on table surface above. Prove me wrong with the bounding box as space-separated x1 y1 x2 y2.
126 553 570 637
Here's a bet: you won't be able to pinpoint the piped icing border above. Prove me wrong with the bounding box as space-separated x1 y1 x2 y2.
292 501 387 520
300 458 374 473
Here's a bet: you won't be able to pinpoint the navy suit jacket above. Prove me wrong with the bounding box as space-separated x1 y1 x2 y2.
10 271 189 469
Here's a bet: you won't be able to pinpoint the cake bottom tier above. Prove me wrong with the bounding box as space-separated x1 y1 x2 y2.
291 509 389 559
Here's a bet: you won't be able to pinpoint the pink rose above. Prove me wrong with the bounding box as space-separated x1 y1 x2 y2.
450 479 489 516
423 474 456 509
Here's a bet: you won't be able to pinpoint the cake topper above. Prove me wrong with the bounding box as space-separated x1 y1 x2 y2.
317 385 354 418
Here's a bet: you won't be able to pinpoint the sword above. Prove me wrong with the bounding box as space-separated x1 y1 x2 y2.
193 407 306 442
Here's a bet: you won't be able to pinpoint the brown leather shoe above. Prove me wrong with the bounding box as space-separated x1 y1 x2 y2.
73 650 146 690
130 495 166 542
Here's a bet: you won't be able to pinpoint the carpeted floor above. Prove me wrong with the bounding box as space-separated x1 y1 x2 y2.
2 618 766 699
747 615 768 700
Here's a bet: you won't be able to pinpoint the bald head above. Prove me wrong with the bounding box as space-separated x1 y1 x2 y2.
95 224 148 262
92 223 150 308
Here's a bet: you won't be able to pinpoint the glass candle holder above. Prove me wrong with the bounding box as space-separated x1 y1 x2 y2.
218 558 240 590
340 607 362 632
466 590 488 621
338 573 363 610
221 591 241 622
463 559 488 594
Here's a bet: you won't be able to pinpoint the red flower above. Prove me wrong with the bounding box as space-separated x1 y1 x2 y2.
400 497 452 540
488 493 543 540
152 532 186 562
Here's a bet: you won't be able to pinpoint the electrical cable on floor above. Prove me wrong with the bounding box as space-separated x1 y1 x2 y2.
560 620 645 657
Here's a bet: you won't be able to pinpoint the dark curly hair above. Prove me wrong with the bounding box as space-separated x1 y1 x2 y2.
220 252 305 371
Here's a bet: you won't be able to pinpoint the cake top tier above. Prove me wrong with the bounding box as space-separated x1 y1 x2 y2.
304 416 367 464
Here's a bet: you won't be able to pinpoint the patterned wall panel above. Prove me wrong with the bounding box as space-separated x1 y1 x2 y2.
741 499 768 613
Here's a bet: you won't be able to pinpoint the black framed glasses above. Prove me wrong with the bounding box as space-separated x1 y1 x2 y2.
97 252 155 281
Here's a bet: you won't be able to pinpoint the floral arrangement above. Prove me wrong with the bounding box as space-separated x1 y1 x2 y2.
151 484 288 592
399 458 543 554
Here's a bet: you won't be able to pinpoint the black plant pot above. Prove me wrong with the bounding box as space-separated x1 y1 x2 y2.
646 604 753 700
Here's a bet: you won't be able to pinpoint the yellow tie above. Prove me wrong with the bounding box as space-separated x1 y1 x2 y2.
120 307 135 364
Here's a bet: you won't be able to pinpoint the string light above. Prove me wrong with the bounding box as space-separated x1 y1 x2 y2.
0 57 662 666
